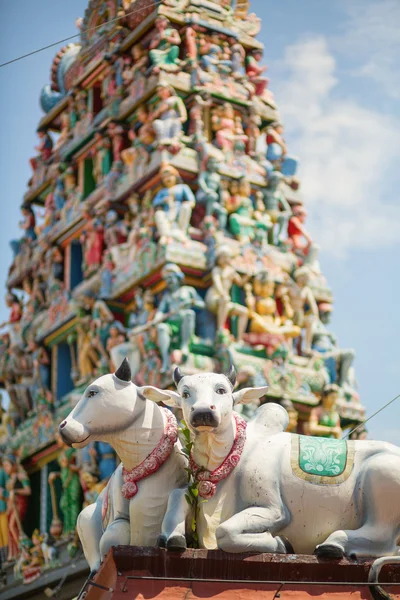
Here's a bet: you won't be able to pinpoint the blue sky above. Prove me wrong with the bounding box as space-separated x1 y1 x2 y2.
0 0 399 441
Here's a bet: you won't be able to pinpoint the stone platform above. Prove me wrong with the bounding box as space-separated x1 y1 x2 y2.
84 546 400 599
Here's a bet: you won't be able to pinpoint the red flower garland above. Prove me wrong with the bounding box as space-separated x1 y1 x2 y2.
189 412 247 499
121 408 178 499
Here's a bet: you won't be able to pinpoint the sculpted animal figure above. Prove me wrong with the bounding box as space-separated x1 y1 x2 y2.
142 367 400 560
58 359 186 575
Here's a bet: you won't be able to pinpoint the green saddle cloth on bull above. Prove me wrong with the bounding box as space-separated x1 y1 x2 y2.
291 435 354 484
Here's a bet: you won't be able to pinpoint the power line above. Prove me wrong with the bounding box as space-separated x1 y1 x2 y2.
0 0 163 69
343 391 400 439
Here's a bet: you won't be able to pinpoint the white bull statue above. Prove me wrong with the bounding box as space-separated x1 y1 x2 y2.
142 367 400 560
58 359 186 575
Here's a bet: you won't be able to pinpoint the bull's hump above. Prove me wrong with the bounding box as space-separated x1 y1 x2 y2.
249 403 289 436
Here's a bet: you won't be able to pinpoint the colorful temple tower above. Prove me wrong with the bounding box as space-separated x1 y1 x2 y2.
0 0 367 597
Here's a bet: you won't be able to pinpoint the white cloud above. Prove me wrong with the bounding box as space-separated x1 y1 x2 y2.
272 37 400 257
339 0 400 99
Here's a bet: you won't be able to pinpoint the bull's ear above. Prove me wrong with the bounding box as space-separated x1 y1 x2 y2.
233 386 269 405
139 386 181 407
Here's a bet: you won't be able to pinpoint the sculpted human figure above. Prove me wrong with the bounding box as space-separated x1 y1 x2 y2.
266 122 299 177
48 442 81 537
245 48 269 97
212 103 236 153
4 454 31 561
229 177 270 243
312 303 355 387
288 267 319 354
153 165 196 243
287 205 313 255
245 271 301 340
149 17 181 72
306 384 342 439
152 84 187 152
262 172 292 245
205 245 249 342
155 263 205 373
196 156 227 230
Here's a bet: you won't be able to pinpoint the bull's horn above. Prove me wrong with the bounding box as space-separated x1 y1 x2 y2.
225 365 237 388
115 358 132 382
173 367 184 386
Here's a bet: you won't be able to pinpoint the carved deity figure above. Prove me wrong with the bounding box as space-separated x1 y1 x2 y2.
288 267 319 354
155 263 205 373
151 84 187 152
80 216 104 276
312 303 355 387
287 205 313 255
306 384 342 439
229 177 271 243
245 271 301 340
48 446 81 537
262 172 292 245
3 455 31 561
196 156 227 230
266 122 299 178
92 133 112 183
153 165 196 243
205 245 249 341
212 103 236 153
149 17 181 72
245 49 269 97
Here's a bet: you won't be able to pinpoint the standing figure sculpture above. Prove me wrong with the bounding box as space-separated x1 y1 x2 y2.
196 156 227 230
288 267 319 354
155 264 205 373
205 245 249 342
262 172 292 246
153 165 196 243
48 445 81 538
3 454 31 561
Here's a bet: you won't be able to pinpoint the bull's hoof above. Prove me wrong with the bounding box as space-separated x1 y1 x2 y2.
89 570 98 580
314 544 344 559
277 535 295 554
166 535 187 552
157 535 167 549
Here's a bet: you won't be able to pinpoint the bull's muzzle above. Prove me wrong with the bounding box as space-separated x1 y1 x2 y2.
58 419 90 447
190 408 219 429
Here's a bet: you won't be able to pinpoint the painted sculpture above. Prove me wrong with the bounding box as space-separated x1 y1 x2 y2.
155 263 205 373
143 368 400 559
58 360 187 574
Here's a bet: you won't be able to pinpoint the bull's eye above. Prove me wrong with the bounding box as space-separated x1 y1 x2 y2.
182 390 190 399
87 390 98 398
216 387 227 395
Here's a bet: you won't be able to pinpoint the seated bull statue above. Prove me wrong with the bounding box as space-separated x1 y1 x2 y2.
58 359 186 575
142 367 400 559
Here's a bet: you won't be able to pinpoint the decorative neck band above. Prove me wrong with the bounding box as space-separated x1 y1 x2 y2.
121 408 178 500
189 412 247 499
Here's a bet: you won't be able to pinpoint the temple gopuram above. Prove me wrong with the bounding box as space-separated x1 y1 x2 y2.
0 0 377 598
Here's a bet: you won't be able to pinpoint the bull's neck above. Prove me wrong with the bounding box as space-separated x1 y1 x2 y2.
106 402 166 471
191 416 236 472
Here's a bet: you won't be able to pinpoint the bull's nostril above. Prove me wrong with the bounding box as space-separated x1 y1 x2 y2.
210 405 216 410
191 407 194 412
60 421 67 429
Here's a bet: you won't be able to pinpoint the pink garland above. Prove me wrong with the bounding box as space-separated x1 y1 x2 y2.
189 412 247 499
121 408 178 500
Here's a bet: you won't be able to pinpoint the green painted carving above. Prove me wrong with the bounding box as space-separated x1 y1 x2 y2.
298 435 347 477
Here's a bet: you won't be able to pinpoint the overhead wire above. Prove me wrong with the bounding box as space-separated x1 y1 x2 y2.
343 391 400 439
0 0 164 69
